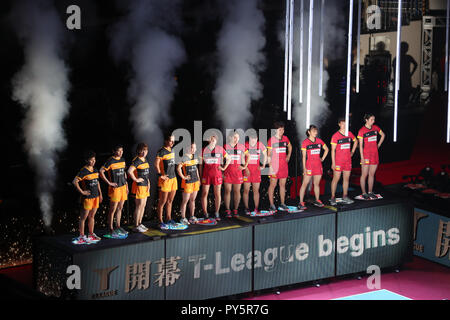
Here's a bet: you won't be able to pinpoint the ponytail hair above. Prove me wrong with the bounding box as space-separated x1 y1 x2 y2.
363 113 375 122
306 125 318 137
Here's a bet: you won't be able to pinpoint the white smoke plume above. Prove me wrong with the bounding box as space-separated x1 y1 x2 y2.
11 0 71 227
213 0 266 131
110 0 186 168
280 0 345 140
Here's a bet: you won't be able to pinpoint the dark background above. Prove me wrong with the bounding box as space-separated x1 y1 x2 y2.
0 0 445 268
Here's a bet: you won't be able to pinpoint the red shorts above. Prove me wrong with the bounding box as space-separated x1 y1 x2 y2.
243 165 261 183
305 161 323 176
334 161 352 172
224 166 243 184
361 151 379 165
269 162 289 179
202 169 223 186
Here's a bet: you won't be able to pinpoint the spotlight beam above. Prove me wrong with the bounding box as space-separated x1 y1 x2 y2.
356 0 361 93
345 0 354 136
319 0 324 96
306 0 314 128
283 0 290 112
288 0 294 120
393 0 402 142
299 0 304 103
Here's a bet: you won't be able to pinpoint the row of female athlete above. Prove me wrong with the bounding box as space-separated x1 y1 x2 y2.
72 113 385 244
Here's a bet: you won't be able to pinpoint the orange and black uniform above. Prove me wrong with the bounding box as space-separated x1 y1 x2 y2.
157 147 178 192
101 156 128 202
180 154 200 194
75 167 100 210
130 156 150 199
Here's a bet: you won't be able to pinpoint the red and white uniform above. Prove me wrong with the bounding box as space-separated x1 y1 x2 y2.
267 135 290 179
243 141 266 183
330 131 356 172
358 125 382 165
301 138 325 176
201 145 228 185
224 143 245 184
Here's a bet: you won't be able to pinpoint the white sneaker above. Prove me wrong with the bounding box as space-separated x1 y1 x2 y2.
189 216 198 224
139 224 148 231
180 218 189 225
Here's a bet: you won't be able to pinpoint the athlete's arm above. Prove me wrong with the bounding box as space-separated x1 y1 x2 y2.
99 167 117 188
220 153 231 171
72 178 90 196
358 137 364 160
177 163 189 180
321 144 329 162
239 150 246 171
351 138 358 156
154 157 168 180
331 143 337 170
378 130 386 149
127 166 143 183
261 149 267 170
302 149 307 175
97 181 103 203
286 143 292 162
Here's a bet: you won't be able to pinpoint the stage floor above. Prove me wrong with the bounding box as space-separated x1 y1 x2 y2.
36 188 404 255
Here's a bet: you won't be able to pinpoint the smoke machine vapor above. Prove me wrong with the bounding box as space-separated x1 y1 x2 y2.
11 0 71 227
213 0 266 131
110 0 186 172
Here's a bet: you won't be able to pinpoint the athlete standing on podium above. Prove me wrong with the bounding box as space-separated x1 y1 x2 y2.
329 118 358 205
358 113 385 199
155 134 178 230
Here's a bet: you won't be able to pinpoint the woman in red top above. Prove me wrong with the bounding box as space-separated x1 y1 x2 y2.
243 132 267 214
223 131 246 218
298 125 329 210
357 113 386 199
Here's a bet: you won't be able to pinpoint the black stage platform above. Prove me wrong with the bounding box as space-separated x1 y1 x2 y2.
33 189 414 300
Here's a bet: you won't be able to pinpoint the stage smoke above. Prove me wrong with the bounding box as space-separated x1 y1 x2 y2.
10 0 71 227
213 0 266 130
280 0 345 140
109 0 186 172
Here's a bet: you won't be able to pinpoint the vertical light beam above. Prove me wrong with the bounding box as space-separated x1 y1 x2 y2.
445 0 449 91
284 0 290 112
306 0 314 128
345 0 354 136
319 0 324 96
393 0 402 142
299 0 304 103
356 0 361 93
288 0 294 120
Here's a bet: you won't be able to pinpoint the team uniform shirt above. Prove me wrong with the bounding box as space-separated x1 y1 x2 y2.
129 156 150 187
357 125 382 165
224 143 245 184
331 131 356 171
267 135 290 179
156 147 176 179
101 157 127 188
244 141 266 183
75 167 100 199
201 145 228 185
180 154 200 184
180 154 200 192
301 138 325 176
